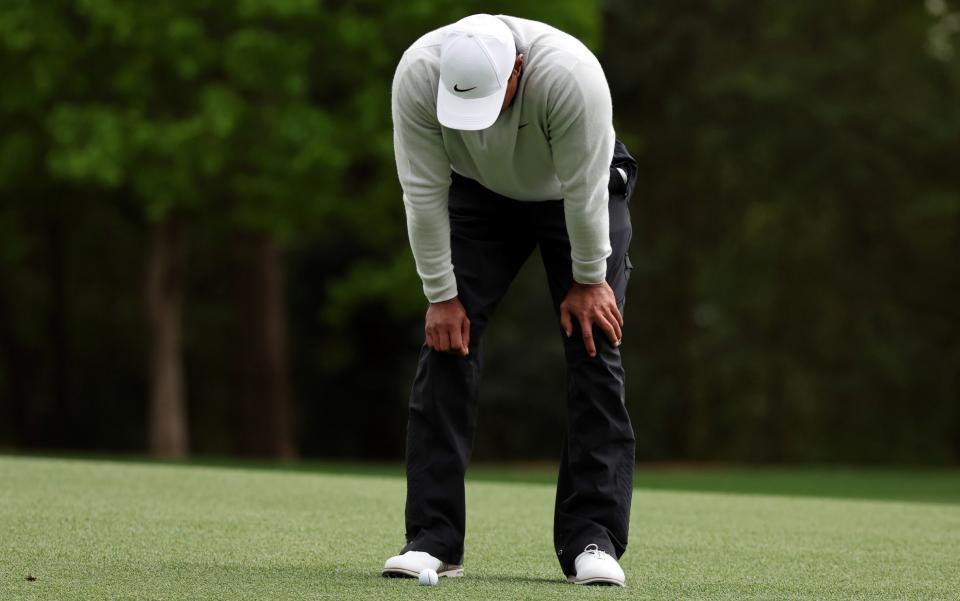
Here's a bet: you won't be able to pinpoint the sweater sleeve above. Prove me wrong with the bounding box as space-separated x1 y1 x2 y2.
391 53 457 303
546 60 615 285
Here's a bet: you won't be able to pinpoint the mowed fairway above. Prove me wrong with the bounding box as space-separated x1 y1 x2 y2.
2 456 959 600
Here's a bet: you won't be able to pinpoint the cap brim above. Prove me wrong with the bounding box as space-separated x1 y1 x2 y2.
437 79 506 131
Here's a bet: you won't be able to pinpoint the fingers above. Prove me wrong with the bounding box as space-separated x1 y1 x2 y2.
424 297 472 356
561 283 625 358
611 301 624 328
594 310 620 347
460 317 471 356
580 317 597 357
579 312 621 357
560 305 573 338
605 306 622 343
426 325 451 352
436 328 451 352
425 321 470 356
449 321 466 356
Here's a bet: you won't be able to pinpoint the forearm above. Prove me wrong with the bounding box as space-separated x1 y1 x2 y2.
566 204 612 284
562 131 613 284
392 53 457 302
549 61 616 284
403 193 457 302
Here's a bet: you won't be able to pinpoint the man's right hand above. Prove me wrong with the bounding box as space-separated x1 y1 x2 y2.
425 296 470 356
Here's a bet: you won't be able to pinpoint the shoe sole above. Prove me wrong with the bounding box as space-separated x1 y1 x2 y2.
382 566 464 579
567 576 625 587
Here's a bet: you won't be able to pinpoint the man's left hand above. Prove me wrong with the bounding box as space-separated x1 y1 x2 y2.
559 281 623 358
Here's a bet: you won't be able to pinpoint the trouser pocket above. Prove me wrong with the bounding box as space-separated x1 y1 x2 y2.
611 139 639 203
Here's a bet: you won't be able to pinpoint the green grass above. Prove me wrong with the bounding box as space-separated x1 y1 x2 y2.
2 455 959 600
14 450 960 504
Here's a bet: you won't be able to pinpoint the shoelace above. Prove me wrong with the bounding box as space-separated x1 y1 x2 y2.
583 543 608 559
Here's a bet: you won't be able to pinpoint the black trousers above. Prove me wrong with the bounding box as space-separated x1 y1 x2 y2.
401 140 638 576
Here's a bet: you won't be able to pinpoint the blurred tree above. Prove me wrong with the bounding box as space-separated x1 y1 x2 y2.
37 1 222 458
0 1 97 448
32 0 345 458
1 0 956 465
602 0 960 462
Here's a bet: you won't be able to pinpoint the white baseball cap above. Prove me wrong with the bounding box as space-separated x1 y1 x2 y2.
437 14 517 130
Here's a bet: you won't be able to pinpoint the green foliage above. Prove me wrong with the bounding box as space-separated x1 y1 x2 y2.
1 0 956 463
604 0 960 462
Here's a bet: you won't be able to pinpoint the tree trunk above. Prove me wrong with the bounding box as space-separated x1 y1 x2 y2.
144 217 189 458
234 230 297 459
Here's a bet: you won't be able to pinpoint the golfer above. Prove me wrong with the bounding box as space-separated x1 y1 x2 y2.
383 13 638 587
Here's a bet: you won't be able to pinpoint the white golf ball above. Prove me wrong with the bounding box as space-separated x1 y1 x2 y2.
418 568 439 586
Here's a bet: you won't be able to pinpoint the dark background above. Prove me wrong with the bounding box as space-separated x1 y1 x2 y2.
1 0 957 464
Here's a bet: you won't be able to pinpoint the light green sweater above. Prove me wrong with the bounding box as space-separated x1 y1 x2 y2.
391 14 616 303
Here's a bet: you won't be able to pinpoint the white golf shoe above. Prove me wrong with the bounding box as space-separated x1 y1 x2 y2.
382 550 464 579
567 543 626 586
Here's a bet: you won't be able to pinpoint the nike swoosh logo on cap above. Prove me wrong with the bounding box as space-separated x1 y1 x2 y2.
453 84 477 93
